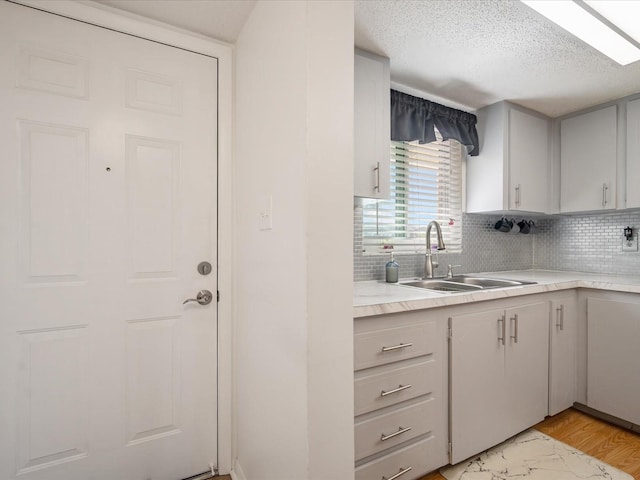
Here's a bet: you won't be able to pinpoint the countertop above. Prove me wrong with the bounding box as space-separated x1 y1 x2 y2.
354 269 640 318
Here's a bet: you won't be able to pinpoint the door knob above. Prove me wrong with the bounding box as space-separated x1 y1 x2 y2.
183 290 213 305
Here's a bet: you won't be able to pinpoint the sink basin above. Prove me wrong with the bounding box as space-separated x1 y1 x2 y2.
399 275 536 293
447 275 536 288
400 280 483 293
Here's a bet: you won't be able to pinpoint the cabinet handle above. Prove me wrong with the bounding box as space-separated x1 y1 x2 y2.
498 315 505 345
515 184 521 207
380 384 412 397
380 426 412 442
510 314 519 343
556 305 564 330
381 342 413 352
602 183 608 207
374 161 380 193
382 466 413 480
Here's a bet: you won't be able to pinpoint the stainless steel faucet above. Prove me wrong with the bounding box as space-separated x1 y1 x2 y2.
425 221 446 278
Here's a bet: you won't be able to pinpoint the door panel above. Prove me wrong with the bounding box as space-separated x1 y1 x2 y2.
549 296 577 415
0 3 218 479
505 302 549 435
588 297 640 425
450 308 507 463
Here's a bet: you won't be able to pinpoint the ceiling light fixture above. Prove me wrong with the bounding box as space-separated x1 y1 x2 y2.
584 0 640 44
521 0 640 66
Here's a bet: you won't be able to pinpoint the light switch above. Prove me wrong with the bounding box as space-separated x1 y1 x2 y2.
258 195 273 231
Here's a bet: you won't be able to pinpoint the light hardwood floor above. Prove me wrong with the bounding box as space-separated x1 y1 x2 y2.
418 408 640 480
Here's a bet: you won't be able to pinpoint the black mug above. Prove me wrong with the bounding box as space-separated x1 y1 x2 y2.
518 219 531 234
494 217 512 232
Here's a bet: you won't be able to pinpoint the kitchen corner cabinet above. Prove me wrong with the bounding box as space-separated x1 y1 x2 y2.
354 311 448 480
450 300 549 463
354 49 390 199
549 294 577 416
560 105 617 213
466 102 549 214
587 296 640 425
626 98 640 208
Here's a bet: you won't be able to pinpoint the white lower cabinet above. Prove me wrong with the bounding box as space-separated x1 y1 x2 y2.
354 311 448 479
587 295 640 425
354 290 584 476
450 300 549 463
549 294 578 415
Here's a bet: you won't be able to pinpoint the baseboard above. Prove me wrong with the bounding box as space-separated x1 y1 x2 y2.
573 403 640 433
230 459 247 480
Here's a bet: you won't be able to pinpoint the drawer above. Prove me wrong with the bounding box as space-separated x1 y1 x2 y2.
355 398 435 461
355 360 435 416
355 322 436 370
355 436 439 480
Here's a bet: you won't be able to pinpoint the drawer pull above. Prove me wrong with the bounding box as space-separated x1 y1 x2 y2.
380 384 412 397
382 466 413 480
381 342 413 352
380 426 412 441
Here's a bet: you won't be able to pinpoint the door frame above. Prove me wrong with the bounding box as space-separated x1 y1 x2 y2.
8 0 234 475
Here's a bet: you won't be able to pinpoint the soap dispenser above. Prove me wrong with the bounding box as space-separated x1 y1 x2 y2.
385 252 399 283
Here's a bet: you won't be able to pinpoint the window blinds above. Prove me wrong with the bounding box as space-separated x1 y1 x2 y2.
362 136 463 254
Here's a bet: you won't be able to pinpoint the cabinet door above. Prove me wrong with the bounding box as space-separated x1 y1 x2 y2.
587 297 640 425
509 109 549 213
504 302 549 435
560 106 617 213
626 98 640 208
450 308 507 463
549 296 577 415
354 51 390 199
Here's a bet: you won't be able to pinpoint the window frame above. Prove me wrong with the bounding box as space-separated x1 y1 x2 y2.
361 134 465 256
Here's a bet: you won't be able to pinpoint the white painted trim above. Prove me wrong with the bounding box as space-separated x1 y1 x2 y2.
11 0 232 55
230 459 247 480
8 0 235 475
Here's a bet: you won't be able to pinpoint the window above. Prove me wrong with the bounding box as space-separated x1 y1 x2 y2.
362 133 463 254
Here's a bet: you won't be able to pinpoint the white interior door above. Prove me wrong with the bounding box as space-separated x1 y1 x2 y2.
0 3 218 479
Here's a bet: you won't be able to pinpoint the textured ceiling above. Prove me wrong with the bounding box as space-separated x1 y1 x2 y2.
94 0 640 118
355 0 640 117
94 0 256 43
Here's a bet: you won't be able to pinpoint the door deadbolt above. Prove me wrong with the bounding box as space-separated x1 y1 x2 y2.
197 261 212 276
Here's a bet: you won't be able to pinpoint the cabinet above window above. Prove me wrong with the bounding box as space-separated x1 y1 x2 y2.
466 101 550 214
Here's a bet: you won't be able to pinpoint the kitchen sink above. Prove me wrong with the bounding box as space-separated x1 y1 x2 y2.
447 275 536 288
400 275 536 293
400 280 483 293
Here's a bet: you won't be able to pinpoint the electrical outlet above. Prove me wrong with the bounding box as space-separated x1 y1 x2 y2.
622 237 638 252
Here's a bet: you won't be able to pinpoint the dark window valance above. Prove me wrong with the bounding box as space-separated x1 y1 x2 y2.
390 89 479 156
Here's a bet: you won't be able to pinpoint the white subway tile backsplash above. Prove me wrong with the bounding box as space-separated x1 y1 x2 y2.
354 205 640 282
534 212 640 276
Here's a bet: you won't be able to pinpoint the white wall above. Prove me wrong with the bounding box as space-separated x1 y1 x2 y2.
234 1 354 479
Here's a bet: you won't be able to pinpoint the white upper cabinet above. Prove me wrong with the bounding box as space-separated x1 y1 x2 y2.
560 105 617 213
354 49 390 199
466 102 549 214
626 98 640 208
